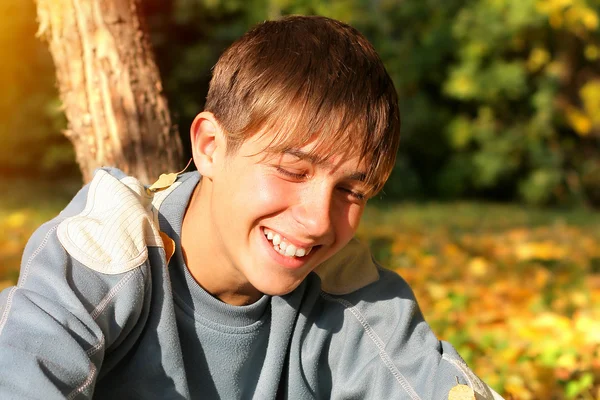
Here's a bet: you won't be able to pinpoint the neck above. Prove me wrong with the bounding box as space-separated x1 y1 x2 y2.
181 181 263 306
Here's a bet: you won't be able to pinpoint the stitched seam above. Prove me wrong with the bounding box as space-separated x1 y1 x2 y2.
0 287 17 337
66 361 96 400
85 335 105 357
320 293 421 400
0 225 60 337
90 270 137 320
19 225 59 286
443 354 473 386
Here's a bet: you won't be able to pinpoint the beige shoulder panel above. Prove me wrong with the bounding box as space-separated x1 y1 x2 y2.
314 238 380 295
57 170 165 274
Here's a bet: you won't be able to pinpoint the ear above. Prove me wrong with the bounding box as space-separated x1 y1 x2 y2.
190 111 224 179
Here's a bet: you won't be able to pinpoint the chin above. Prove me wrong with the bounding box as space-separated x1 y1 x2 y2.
252 278 305 297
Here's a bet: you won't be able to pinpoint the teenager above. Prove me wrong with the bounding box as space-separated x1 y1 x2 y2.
0 15 501 399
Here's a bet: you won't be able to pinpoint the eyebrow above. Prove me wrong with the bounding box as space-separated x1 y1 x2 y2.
283 149 367 182
284 149 323 165
347 171 367 182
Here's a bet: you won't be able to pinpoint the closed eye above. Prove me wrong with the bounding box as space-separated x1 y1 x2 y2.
339 187 366 202
276 166 308 180
275 165 367 201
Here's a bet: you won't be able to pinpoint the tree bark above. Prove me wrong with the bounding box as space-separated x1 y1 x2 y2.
35 0 183 184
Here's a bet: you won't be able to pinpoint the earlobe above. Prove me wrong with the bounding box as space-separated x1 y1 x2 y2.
190 111 222 178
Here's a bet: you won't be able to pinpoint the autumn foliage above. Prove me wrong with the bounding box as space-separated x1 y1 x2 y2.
358 203 600 399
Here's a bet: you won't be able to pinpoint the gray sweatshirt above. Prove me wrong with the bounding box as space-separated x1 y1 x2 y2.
0 168 500 399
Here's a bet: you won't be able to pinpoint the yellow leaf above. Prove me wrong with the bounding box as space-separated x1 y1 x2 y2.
448 383 475 400
515 241 566 261
5 211 28 228
147 158 193 193
468 257 489 277
580 80 600 126
580 7 599 30
565 105 592 136
527 48 550 72
555 353 578 371
147 172 178 193
575 314 600 344
427 282 448 300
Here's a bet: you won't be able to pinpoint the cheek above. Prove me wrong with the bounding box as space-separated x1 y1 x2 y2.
247 173 293 212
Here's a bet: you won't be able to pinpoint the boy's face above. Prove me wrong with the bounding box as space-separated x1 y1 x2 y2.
194 117 370 299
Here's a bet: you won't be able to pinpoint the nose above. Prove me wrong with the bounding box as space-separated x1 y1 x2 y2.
291 183 334 239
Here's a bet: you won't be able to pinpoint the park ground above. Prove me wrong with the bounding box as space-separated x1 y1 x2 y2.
1 179 599 399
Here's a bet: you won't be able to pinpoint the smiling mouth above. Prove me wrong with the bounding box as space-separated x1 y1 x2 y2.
263 228 313 258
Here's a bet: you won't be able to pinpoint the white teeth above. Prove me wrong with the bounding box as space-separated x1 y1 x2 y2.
272 234 281 245
263 228 313 258
285 244 297 256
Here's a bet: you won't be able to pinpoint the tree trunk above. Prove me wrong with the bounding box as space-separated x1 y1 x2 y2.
35 0 183 184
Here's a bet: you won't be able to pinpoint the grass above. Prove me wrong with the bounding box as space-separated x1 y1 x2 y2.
362 200 600 231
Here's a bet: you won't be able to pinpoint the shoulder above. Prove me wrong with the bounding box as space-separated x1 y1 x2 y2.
310 266 496 399
1 168 163 356
18 167 163 303
315 266 427 351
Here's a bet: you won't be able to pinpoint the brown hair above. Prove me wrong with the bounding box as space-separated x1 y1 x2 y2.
205 15 400 196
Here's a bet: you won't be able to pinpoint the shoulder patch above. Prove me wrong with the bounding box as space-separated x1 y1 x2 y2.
57 170 163 274
315 238 379 295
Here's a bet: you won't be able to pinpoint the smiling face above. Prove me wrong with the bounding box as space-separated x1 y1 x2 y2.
183 112 370 305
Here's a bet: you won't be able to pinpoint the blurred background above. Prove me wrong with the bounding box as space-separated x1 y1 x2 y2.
1 0 599 398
